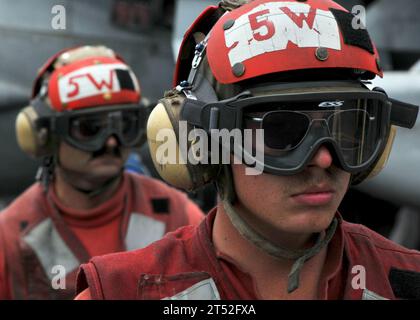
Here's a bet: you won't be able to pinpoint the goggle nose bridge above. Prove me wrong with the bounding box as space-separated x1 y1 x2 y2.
107 111 123 132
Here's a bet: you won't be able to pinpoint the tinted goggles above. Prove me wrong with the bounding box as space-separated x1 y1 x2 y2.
54 104 146 152
181 87 418 175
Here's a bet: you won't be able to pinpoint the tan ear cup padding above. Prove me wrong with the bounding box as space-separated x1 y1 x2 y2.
147 93 221 191
366 125 397 180
147 102 195 190
15 106 54 158
16 106 40 157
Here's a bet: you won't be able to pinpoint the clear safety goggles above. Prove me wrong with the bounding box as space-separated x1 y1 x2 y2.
181 85 418 175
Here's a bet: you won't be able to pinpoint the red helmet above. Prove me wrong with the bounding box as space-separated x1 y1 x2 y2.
34 46 140 111
174 0 382 86
16 46 145 157
47 55 140 111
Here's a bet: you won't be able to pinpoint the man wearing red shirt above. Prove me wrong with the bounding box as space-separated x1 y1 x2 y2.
76 1 420 300
0 45 204 299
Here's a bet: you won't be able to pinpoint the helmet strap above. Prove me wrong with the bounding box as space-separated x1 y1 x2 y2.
216 165 338 293
36 155 56 193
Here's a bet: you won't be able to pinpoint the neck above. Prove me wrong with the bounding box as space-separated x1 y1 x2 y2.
212 202 328 299
213 202 314 266
53 170 122 210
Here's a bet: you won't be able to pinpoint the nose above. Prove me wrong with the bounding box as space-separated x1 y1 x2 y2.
105 135 119 148
308 145 333 169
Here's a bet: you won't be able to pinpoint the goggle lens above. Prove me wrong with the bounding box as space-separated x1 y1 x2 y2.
68 109 142 147
70 116 105 141
243 98 384 168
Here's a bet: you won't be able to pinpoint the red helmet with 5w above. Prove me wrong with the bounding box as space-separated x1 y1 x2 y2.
148 0 418 190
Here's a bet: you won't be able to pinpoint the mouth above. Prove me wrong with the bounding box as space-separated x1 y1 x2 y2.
90 154 122 164
291 184 335 206
92 146 121 158
89 148 123 166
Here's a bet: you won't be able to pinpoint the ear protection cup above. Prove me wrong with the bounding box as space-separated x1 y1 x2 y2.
350 125 397 185
365 125 397 179
17 48 77 159
15 105 55 158
350 86 399 184
147 92 220 191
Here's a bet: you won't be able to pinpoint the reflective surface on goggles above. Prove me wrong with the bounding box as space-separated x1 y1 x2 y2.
69 110 140 142
66 108 142 151
243 97 385 171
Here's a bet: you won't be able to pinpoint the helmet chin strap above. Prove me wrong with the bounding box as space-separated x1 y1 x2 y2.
216 165 338 293
36 155 56 193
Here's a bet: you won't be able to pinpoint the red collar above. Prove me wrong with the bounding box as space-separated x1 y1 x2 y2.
197 208 345 299
48 173 128 228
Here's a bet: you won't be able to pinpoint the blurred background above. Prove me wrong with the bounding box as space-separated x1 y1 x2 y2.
0 0 419 248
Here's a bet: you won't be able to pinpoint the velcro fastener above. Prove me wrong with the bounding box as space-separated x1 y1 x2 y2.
389 267 420 299
330 8 374 54
151 198 170 214
116 69 135 91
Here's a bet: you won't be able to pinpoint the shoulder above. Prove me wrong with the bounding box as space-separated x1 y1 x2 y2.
342 220 420 299
126 172 190 201
77 224 200 299
126 173 204 224
96 224 197 273
342 220 420 262
0 183 45 224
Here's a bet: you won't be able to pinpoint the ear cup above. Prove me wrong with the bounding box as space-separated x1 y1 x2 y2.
15 106 52 158
147 94 220 191
350 86 398 184
365 125 397 179
147 102 195 190
350 125 397 185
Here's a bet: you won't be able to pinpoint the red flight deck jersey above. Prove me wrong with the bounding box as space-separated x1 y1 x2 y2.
77 209 420 300
0 172 204 299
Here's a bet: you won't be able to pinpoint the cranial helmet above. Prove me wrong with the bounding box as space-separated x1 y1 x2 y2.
16 45 146 158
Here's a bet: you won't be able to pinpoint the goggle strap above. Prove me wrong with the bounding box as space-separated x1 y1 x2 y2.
390 98 419 128
35 155 55 193
180 99 207 127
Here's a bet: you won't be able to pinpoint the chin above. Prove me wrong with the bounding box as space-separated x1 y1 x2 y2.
279 209 336 234
88 166 122 179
